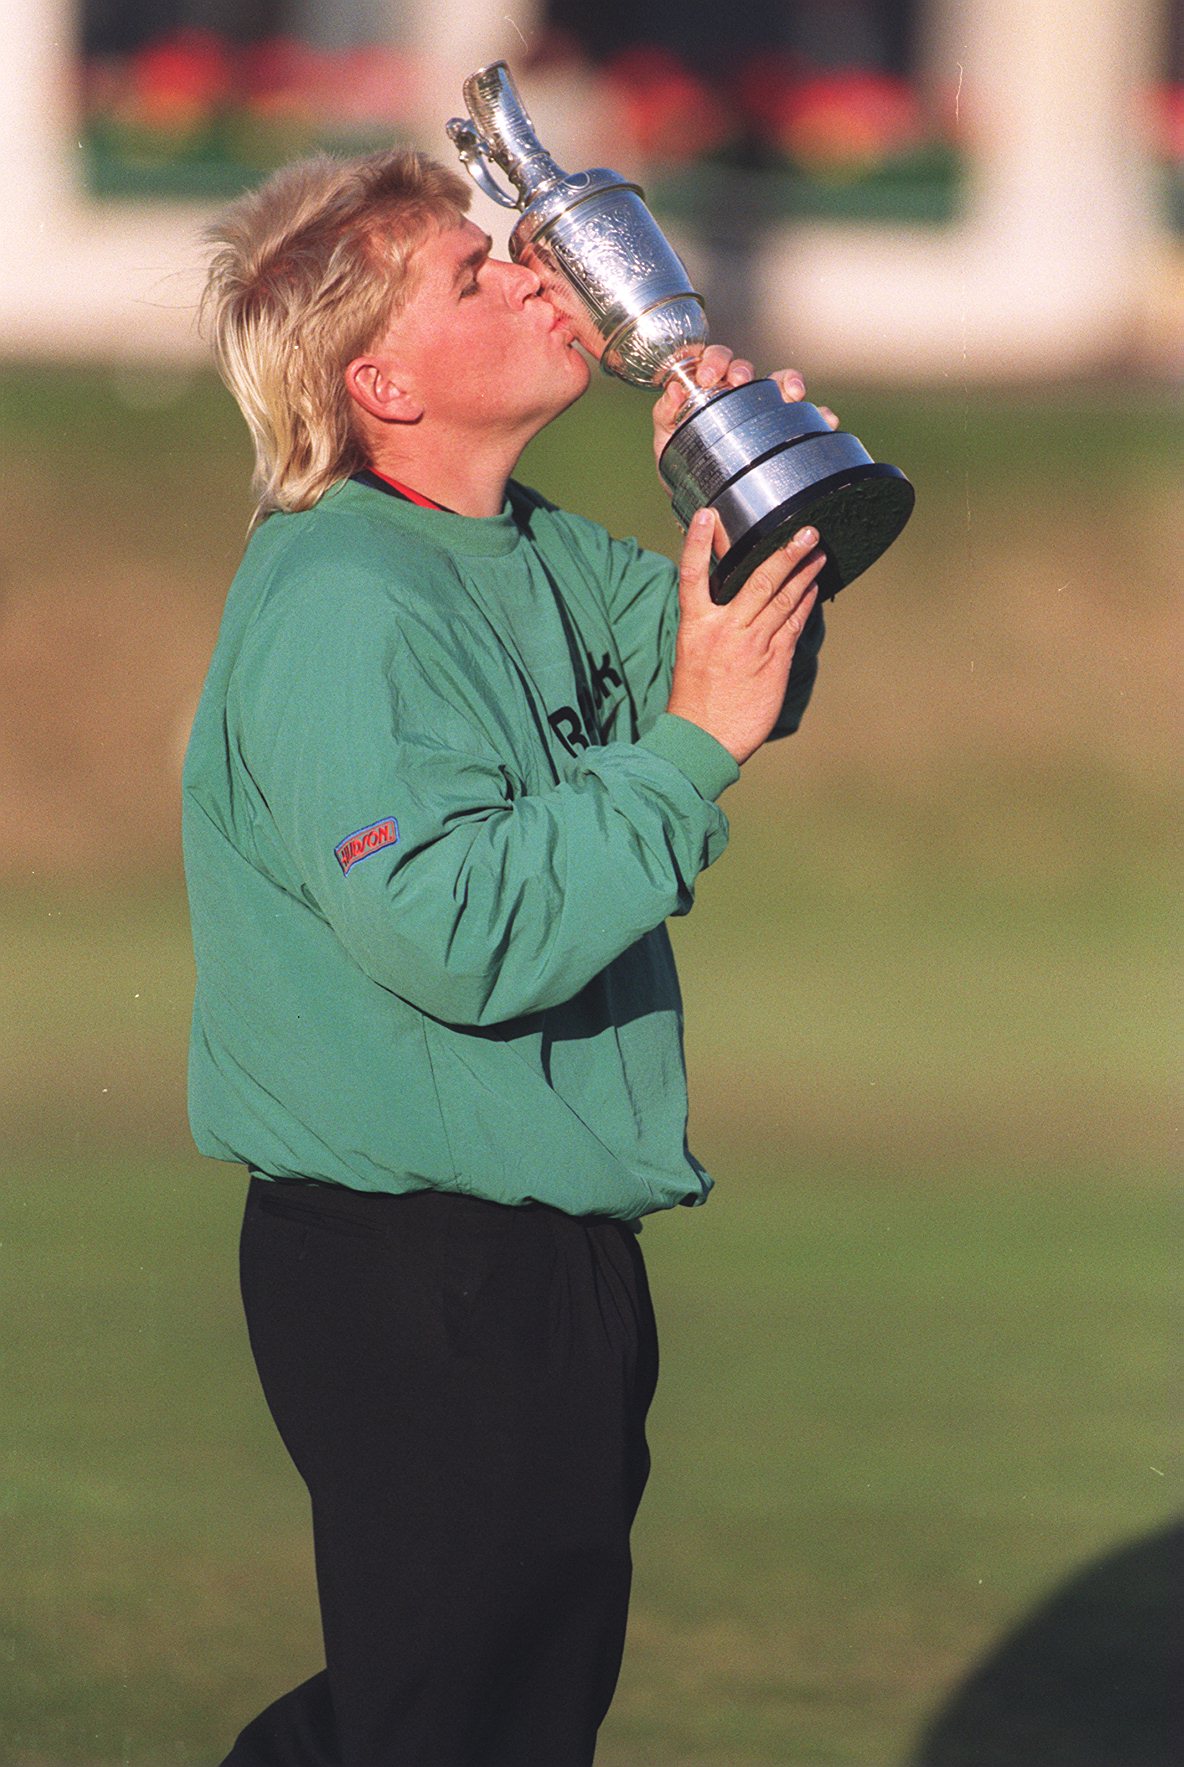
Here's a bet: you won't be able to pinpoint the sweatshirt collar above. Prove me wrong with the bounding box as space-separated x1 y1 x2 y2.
354 466 453 511
329 474 523 558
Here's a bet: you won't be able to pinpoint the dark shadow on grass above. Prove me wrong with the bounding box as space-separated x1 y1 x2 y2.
911 1519 1184 1767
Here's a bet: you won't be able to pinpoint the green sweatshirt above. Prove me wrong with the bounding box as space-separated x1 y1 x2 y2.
182 475 822 1219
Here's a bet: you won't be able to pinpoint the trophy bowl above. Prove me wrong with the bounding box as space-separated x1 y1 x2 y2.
447 62 914 603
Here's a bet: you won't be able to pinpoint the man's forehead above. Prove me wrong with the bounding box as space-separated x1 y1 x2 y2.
416 219 491 281
370 217 489 343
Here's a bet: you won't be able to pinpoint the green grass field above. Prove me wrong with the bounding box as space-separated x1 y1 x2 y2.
0 367 1179 1763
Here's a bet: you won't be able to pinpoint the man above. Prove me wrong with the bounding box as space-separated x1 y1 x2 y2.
185 147 829 1767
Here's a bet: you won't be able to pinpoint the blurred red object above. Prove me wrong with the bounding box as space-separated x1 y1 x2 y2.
241 37 418 132
604 46 733 163
317 45 420 130
1146 83 1184 161
240 35 327 121
733 49 809 143
736 58 927 172
128 28 234 131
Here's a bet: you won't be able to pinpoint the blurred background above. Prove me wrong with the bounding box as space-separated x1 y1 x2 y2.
1 1 1180 1763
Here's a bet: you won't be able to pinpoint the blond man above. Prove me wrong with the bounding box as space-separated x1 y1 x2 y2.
186 147 827 1766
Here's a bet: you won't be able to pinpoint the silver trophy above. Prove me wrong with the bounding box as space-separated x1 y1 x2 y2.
447 61 914 604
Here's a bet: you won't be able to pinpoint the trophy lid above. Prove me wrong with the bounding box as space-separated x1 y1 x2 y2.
450 62 565 209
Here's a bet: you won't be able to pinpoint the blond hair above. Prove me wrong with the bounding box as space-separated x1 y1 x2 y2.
201 149 471 526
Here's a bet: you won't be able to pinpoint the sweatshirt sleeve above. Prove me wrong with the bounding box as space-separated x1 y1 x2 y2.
231 583 734 1028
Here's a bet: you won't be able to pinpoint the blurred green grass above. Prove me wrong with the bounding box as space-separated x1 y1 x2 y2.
0 367 1179 1763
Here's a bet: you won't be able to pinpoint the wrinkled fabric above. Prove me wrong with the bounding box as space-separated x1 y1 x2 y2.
183 476 822 1216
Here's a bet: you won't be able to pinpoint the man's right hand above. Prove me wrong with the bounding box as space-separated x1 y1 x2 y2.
665 510 826 765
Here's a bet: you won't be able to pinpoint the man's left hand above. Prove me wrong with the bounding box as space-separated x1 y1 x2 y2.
652 349 840 522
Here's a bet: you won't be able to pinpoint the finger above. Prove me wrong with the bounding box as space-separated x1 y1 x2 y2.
770 369 807 403
818 405 840 431
769 580 820 645
730 525 820 622
725 357 755 387
677 507 720 612
754 552 826 633
694 345 734 389
655 363 702 421
653 377 689 431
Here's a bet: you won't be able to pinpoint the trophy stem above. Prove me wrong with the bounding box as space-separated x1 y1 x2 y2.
662 357 722 425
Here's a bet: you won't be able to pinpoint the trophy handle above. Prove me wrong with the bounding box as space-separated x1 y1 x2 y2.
445 119 521 210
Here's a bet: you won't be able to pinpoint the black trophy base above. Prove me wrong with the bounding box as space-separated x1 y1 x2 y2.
710 462 915 606
657 380 915 606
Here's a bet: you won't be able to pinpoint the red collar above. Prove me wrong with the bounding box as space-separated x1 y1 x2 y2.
364 466 449 511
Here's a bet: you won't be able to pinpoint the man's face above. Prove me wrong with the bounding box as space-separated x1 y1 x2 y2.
370 218 590 439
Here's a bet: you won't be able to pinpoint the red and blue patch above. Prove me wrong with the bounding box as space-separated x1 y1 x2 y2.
334 816 399 875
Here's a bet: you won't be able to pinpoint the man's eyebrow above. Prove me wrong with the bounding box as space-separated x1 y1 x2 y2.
453 235 493 282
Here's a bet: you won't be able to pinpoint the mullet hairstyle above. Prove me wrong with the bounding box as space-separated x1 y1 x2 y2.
201 149 471 527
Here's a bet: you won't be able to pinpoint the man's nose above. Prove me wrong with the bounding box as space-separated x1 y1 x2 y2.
502 260 542 304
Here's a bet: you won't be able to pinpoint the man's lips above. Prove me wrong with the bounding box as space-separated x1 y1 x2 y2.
530 293 582 354
535 292 576 340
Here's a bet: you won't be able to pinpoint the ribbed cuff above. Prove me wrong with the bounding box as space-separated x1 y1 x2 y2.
638 713 741 802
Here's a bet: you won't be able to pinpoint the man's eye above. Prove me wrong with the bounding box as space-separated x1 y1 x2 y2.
459 279 480 299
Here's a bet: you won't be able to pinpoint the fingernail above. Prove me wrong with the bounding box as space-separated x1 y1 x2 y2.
693 509 713 531
796 526 818 546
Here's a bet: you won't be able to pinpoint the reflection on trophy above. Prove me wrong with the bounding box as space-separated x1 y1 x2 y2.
447 61 914 605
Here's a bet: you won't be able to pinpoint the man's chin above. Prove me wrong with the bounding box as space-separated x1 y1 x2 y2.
561 344 592 398
541 347 591 419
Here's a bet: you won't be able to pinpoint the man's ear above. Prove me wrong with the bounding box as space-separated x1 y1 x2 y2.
344 355 424 425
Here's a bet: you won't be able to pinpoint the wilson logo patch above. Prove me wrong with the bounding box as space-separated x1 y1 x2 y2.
335 817 399 875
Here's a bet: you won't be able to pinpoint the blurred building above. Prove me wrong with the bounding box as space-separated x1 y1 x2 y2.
1 0 1180 377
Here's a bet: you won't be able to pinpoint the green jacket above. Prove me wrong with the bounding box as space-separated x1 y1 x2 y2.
182 476 822 1218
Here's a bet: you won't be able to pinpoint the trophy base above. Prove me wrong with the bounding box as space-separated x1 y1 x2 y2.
657 380 914 605
709 463 915 606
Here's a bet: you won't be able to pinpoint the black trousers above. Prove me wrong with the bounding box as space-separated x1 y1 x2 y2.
224 1176 659 1767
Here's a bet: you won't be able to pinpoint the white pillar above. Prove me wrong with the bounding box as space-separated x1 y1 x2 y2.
756 0 1168 379
0 0 75 226
960 0 1155 269
0 0 213 359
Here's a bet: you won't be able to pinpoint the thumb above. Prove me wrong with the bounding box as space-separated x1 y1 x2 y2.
653 376 690 436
